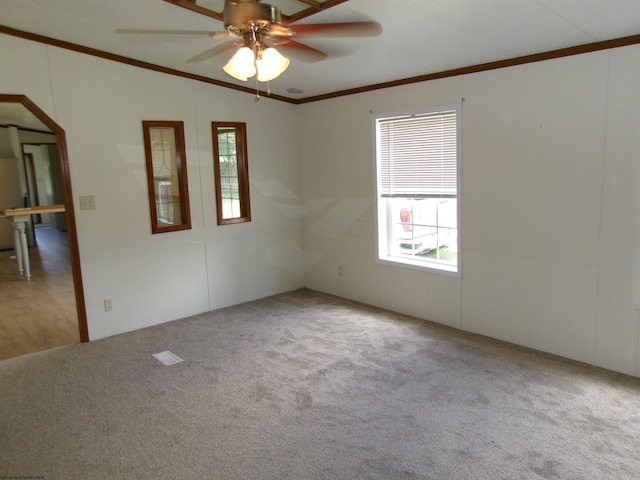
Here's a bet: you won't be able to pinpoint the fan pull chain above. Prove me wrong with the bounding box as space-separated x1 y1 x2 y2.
254 53 260 101
251 25 261 102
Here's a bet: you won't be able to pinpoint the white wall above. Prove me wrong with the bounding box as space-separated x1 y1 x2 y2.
3 32 640 377
0 34 304 340
299 46 640 377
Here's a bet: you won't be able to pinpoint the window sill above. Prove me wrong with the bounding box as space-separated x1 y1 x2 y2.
377 255 461 278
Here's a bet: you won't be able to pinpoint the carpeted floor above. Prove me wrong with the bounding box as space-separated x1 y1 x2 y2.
1 288 639 479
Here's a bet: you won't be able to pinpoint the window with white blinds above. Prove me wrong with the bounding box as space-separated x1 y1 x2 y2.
375 105 461 275
378 110 457 198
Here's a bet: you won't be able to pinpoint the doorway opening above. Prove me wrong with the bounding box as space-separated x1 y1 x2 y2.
0 94 88 359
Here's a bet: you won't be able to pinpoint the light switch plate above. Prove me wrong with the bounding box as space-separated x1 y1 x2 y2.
79 195 95 210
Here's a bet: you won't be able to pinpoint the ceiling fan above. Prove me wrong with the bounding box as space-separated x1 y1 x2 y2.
116 0 382 94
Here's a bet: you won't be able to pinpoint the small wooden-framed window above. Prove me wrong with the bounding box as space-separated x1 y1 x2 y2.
143 121 191 234
212 122 251 225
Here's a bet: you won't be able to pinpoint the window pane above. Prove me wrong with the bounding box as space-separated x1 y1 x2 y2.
387 198 456 263
150 128 181 226
143 121 191 234
212 122 251 225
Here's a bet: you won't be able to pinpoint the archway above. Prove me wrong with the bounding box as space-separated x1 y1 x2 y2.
0 94 88 349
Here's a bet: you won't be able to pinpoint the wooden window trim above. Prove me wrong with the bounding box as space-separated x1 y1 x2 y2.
212 122 251 225
143 120 192 234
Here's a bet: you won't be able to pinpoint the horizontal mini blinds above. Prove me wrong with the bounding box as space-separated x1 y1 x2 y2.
379 110 457 198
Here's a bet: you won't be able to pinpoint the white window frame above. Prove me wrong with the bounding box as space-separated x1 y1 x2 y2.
374 104 462 276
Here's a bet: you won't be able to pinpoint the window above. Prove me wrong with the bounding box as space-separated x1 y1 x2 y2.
212 122 251 225
375 105 460 274
143 121 191 234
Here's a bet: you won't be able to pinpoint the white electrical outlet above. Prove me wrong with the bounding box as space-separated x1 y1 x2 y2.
104 298 113 312
338 265 344 277
79 195 96 210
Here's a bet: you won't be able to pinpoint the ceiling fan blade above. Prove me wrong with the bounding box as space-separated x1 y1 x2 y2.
115 29 227 37
276 40 327 63
290 21 382 38
186 41 238 63
212 32 239 39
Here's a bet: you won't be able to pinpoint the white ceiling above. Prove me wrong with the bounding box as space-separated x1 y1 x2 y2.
2 0 640 102
0 103 50 132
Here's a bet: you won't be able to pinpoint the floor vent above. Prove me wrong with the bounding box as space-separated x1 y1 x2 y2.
153 350 183 366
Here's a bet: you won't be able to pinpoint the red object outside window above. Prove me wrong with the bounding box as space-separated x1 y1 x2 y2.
400 208 413 232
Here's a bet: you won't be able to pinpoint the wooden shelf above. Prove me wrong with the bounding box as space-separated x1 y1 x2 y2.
0 204 65 216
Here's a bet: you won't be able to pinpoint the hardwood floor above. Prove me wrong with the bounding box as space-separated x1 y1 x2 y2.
0 225 80 360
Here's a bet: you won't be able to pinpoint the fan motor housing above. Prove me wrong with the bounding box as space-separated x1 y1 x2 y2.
225 2 283 31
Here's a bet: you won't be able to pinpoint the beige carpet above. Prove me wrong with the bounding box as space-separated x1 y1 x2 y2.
1 289 639 479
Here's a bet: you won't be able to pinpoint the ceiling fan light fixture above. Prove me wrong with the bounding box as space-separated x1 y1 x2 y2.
223 45 290 83
256 47 290 82
118 1 384 92
222 46 256 81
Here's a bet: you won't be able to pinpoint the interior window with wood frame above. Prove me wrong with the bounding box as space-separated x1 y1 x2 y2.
212 122 251 225
143 121 191 234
